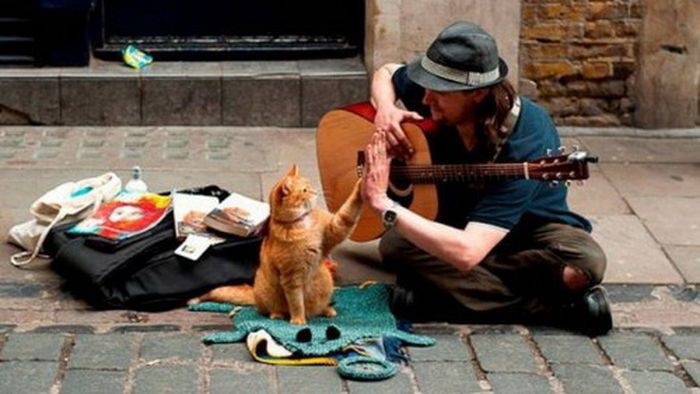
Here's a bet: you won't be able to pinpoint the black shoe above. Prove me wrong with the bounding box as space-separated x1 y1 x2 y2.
389 282 481 323
559 286 613 337
389 284 418 321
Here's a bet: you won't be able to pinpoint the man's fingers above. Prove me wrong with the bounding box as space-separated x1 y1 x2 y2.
384 130 399 149
407 111 424 120
388 127 413 158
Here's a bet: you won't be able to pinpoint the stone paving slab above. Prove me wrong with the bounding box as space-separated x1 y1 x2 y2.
590 215 683 284
61 370 127 394
414 361 482 393
613 287 700 328
210 342 253 363
532 334 603 365
210 367 274 394
487 372 552 394
597 332 674 371
346 368 415 394
598 163 700 198
0 361 59 393
660 334 700 361
469 333 539 373
622 370 688 393
0 333 65 361
683 361 700 386
550 364 623 393
664 246 700 283
69 333 134 370
133 364 200 394
567 168 631 215
579 137 700 164
276 366 343 393
408 334 470 362
626 196 700 247
140 333 204 362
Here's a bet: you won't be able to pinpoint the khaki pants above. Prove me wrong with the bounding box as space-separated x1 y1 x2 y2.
379 222 606 323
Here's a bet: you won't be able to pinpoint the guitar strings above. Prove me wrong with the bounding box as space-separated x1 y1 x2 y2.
389 162 575 181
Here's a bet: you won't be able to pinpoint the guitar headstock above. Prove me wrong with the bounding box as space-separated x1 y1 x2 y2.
528 147 598 185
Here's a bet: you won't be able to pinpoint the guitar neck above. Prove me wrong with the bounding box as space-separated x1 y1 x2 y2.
393 163 533 184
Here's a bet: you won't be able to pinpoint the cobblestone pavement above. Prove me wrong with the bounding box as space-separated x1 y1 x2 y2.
0 325 698 393
1 126 699 393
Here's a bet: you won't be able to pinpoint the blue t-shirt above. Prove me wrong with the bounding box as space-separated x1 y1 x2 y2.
392 66 592 233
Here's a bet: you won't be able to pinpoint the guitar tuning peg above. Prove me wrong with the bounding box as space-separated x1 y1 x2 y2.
549 180 560 188
558 146 566 154
546 148 553 157
564 180 572 188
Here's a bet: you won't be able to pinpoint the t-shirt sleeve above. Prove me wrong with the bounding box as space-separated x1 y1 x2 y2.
392 66 431 117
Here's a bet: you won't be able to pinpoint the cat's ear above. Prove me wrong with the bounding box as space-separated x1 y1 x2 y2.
281 177 292 197
286 164 299 177
274 164 298 199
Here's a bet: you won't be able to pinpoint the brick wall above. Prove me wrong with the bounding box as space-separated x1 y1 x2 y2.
520 0 642 126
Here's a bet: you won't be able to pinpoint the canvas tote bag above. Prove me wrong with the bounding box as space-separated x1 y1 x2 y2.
8 172 122 267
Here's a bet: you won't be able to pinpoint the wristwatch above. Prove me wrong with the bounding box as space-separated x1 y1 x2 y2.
381 200 399 229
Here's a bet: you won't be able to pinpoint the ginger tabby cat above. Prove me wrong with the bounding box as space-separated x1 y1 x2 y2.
190 164 363 325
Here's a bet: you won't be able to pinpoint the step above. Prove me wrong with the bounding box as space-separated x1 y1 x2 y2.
0 36 35 57
0 54 34 65
0 57 368 126
0 17 34 37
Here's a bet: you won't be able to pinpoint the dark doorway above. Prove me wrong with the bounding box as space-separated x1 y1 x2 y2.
92 0 365 60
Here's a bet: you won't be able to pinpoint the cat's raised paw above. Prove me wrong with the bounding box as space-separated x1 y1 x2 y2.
322 306 337 317
290 316 307 325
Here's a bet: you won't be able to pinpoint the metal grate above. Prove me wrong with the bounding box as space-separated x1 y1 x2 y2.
0 2 36 66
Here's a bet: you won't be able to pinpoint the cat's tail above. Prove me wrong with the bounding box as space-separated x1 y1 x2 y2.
188 284 255 306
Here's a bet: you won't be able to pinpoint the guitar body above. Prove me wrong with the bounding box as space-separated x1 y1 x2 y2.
316 102 596 242
316 102 438 242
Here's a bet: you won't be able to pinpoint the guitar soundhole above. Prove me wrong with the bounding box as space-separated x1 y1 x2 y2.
388 161 414 207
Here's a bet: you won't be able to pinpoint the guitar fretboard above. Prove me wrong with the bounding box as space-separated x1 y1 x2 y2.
392 163 532 183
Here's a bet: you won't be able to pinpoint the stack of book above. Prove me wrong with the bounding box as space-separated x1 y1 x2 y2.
201 192 270 237
173 191 270 240
172 191 269 260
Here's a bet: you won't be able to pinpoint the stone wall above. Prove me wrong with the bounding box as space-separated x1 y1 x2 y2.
634 0 699 128
520 0 642 126
365 0 521 85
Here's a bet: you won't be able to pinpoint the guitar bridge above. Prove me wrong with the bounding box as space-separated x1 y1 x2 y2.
356 151 365 178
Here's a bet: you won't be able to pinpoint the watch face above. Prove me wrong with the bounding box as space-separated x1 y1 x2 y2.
383 210 397 228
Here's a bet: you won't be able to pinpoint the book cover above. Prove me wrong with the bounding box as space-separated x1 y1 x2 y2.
172 193 221 241
68 191 172 241
203 192 270 237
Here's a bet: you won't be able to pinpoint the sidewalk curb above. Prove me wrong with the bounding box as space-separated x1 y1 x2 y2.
560 127 700 138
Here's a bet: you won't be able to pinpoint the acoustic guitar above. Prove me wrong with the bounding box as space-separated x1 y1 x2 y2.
316 101 597 242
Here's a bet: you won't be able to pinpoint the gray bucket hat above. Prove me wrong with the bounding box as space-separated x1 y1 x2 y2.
406 21 508 92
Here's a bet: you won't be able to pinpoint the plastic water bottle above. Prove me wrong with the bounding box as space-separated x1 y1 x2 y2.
124 166 148 193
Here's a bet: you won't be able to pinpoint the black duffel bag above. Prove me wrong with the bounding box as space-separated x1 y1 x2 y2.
44 185 262 311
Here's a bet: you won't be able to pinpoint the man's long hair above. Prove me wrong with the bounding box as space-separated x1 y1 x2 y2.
478 79 517 155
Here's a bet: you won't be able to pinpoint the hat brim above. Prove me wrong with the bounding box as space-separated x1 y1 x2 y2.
406 56 509 92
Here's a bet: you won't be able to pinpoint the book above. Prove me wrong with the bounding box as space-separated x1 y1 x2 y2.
172 193 221 241
68 191 172 241
175 234 220 261
202 192 270 237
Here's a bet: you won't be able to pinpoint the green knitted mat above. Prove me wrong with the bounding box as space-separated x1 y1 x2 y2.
189 283 435 356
